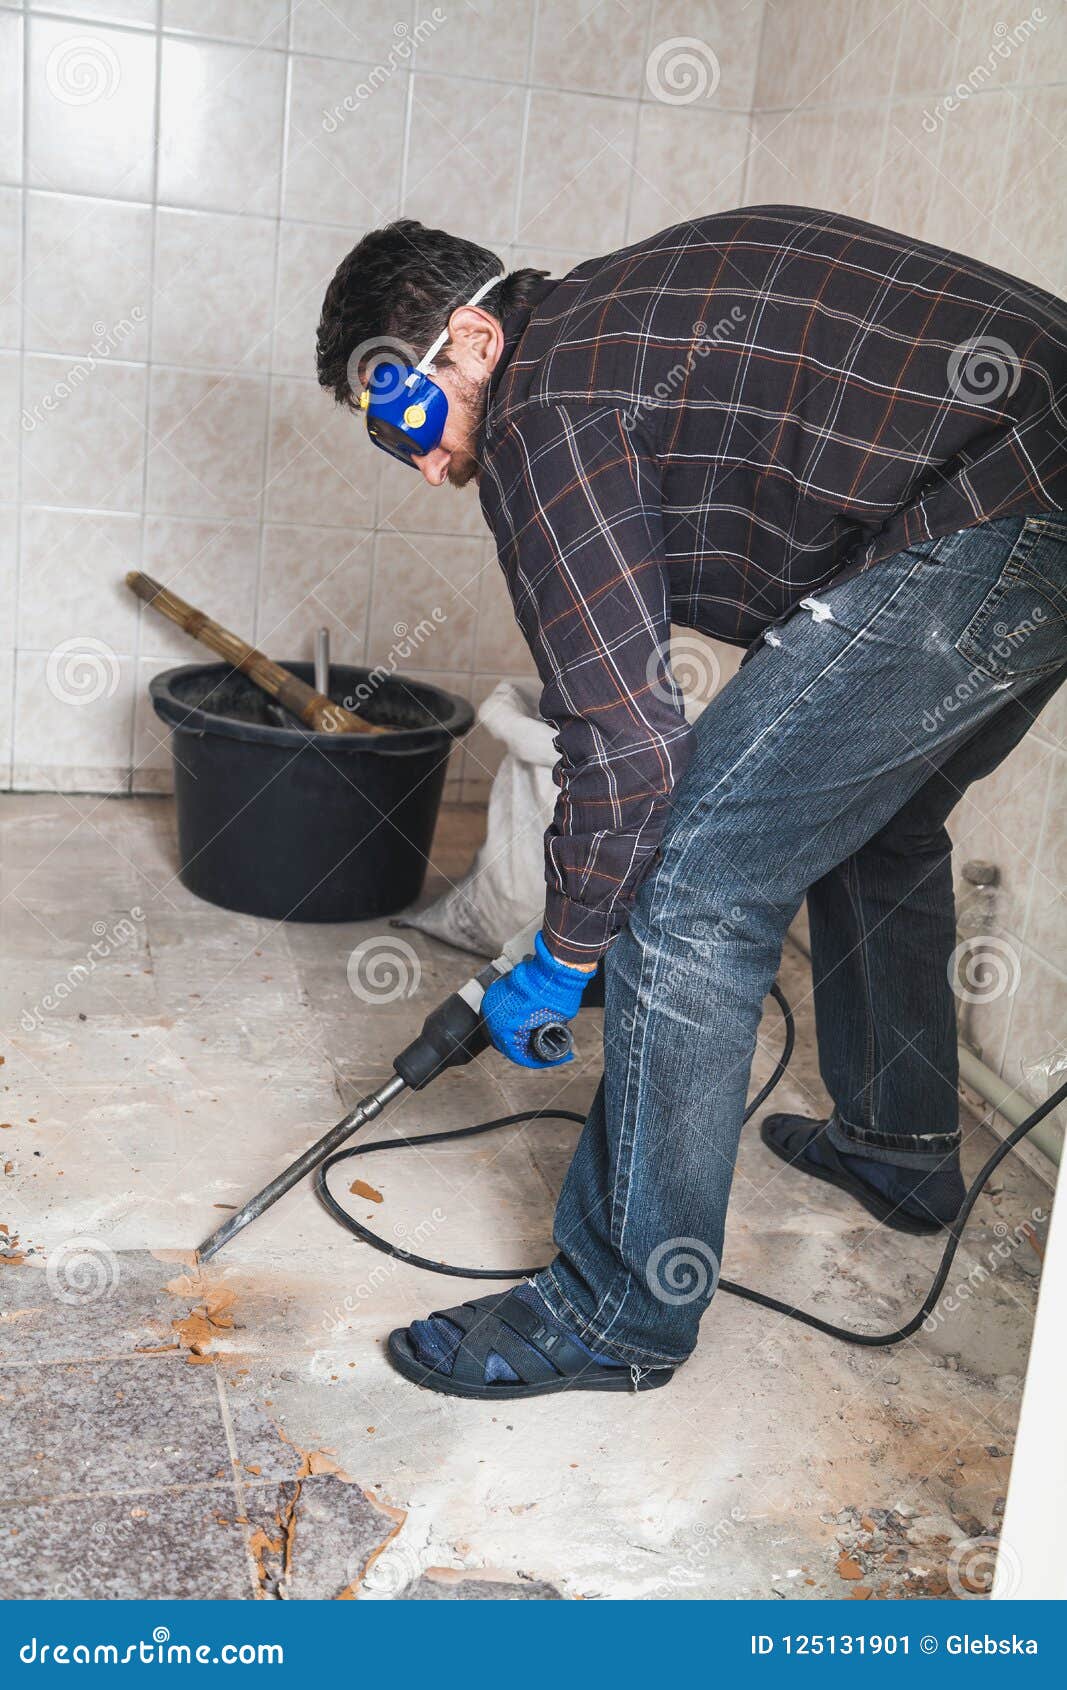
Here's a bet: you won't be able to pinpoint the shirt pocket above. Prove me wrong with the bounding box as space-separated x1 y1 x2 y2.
954 515 1067 682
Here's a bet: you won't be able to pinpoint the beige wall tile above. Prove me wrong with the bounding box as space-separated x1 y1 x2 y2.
24 191 151 359
992 88 1066 301
822 104 886 223
274 221 358 380
152 208 278 371
871 101 945 240
893 0 963 98
284 52 406 226
826 0 904 104
370 530 483 674
404 74 525 247
0 505 17 646
0 648 12 777
0 351 18 505
746 109 838 209
257 523 374 662
628 106 750 242
648 0 765 112
518 91 637 249
14 646 136 775
158 37 286 215
290 0 417 64
26 16 156 201
534 0 650 99
924 88 1013 265
22 352 147 511
952 0 1065 91
0 12 23 186
140 516 262 659
147 367 268 521
32 2 156 24
949 729 1054 939
992 943 1067 1142
265 377 375 528
131 655 175 788
19 506 142 653
753 0 852 110
0 186 20 348
413 0 533 83
378 453 489 540
1023 749 1066 975
475 549 537 676
162 1 290 45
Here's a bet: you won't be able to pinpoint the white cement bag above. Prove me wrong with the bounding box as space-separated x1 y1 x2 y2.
401 680 557 957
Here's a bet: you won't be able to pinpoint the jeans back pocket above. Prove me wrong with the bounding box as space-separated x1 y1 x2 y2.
955 514 1067 682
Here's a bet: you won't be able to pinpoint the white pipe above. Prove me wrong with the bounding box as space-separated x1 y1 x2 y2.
958 1045 1062 1167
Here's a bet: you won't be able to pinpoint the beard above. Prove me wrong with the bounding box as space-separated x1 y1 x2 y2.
445 367 490 488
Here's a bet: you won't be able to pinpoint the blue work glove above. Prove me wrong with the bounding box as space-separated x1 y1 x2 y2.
481 932 593 1069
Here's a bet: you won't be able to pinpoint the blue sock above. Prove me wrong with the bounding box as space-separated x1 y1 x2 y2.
808 1130 964 1223
407 1283 622 1382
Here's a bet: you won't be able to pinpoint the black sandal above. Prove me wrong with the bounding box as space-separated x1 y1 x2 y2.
761 1113 949 1236
387 1289 675 1400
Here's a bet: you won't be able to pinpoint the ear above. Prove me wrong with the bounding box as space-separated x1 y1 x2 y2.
446 305 504 375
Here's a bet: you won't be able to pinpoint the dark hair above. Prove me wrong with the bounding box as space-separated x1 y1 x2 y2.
316 219 548 410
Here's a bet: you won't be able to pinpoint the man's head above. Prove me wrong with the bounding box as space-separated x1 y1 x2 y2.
317 220 547 487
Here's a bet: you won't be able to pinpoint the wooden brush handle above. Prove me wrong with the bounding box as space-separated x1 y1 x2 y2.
127 572 384 735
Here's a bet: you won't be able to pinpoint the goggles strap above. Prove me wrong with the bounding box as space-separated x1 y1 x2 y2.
412 272 504 378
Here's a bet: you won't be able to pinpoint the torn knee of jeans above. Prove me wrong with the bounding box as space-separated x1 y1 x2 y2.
799 595 836 624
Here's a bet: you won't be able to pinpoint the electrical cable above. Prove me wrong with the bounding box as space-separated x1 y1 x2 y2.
315 985 1065 1348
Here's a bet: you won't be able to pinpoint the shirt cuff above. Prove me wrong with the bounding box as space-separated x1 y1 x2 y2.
542 888 624 968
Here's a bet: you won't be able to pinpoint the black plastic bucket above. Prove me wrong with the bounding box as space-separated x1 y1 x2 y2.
150 662 474 922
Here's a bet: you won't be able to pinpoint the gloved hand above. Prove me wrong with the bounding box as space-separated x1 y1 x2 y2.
481 931 594 1069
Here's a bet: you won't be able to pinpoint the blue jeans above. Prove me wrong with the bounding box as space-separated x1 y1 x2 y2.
534 514 1067 1367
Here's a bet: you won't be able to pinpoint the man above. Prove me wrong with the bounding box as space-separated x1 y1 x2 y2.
317 209 1067 1401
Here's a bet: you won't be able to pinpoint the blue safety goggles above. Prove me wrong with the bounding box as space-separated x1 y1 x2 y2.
359 274 501 468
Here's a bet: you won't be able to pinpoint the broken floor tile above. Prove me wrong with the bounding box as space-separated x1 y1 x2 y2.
244 1473 402 1599
0 1486 253 1599
0 1251 180 1365
0 1356 232 1502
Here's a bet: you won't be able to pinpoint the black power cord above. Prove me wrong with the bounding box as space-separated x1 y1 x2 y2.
315 986 1064 1348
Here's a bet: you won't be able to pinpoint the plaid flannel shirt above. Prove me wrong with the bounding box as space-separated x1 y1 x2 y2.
477 207 1067 964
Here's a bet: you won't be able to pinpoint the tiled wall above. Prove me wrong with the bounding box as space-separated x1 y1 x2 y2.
0 0 766 800
746 0 1065 1137
0 1 1062 1116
